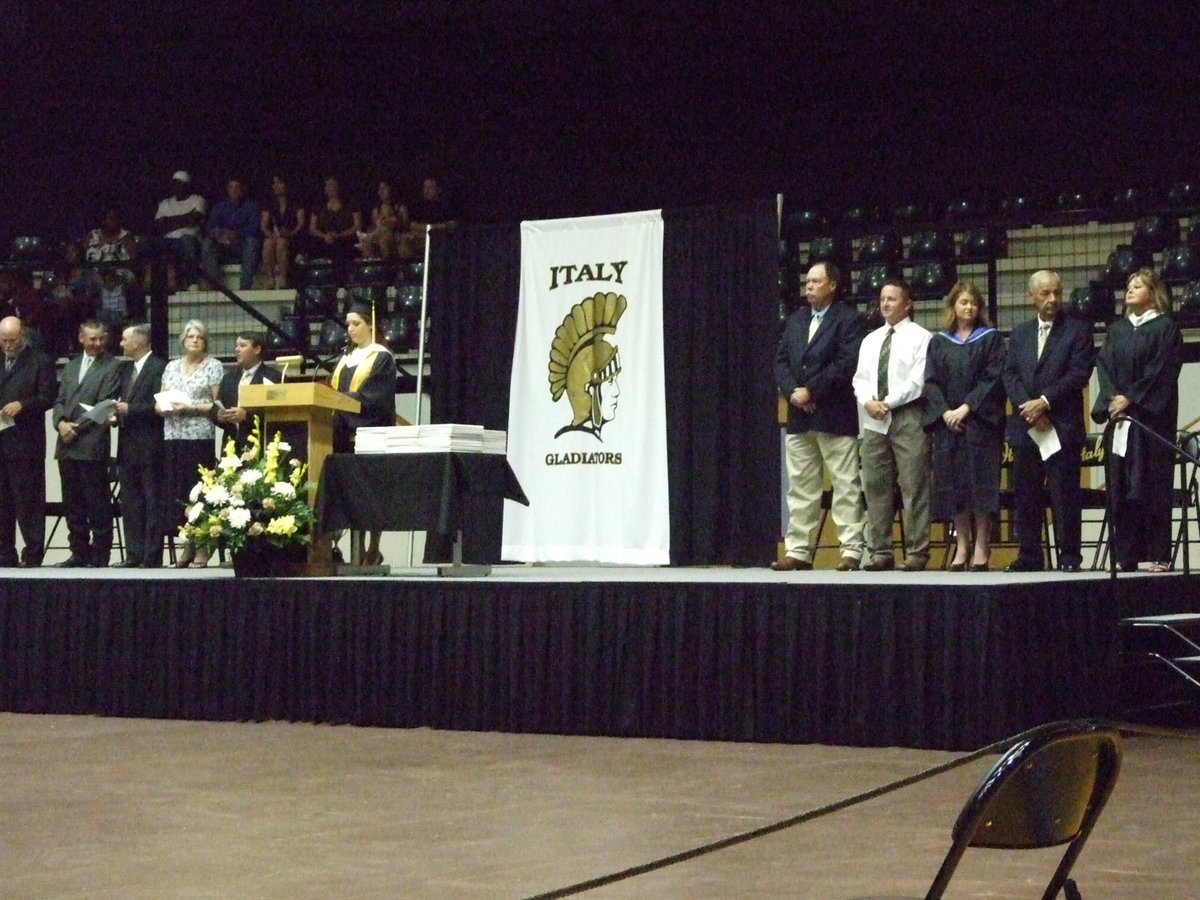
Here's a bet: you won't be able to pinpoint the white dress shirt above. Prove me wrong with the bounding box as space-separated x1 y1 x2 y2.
852 317 931 433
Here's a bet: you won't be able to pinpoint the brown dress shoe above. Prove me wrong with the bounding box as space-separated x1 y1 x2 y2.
835 556 860 571
770 556 813 571
862 556 895 571
901 557 928 571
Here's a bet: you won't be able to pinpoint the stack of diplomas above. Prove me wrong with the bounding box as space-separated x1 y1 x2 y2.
354 424 507 455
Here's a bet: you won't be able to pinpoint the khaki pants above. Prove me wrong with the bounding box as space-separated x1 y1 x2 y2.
783 431 865 563
860 404 932 563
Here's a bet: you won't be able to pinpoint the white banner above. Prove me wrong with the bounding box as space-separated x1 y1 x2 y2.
503 210 669 563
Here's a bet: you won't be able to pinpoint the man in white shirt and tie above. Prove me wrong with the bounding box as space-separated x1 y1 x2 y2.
213 331 281 452
853 278 933 571
1001 270 1095 572
112 323 168 567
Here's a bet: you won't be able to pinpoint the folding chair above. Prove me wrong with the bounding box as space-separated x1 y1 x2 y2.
925 720 1123 900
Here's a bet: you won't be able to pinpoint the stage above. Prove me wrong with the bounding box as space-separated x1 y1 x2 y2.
1 565 1196 751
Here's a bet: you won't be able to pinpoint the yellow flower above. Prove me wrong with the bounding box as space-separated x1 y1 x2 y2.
266 515 297 537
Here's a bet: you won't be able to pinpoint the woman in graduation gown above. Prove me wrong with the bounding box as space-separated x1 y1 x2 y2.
330 301 397 564
1091 267 1183 572
922 281 1006 571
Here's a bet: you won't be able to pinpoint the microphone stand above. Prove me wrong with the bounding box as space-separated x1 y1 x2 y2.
1107 415 1200 581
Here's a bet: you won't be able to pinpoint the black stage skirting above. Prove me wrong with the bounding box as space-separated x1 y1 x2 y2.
1 572 1197 751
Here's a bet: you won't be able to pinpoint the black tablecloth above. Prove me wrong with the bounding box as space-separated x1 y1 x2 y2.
313 453 529 563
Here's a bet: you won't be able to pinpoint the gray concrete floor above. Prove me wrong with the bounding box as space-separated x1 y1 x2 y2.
1 714 1196 899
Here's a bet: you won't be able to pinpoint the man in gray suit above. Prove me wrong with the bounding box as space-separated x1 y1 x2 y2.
0 316 58 567
52 320 122 567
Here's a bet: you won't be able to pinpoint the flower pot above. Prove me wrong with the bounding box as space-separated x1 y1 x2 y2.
231 540 308 578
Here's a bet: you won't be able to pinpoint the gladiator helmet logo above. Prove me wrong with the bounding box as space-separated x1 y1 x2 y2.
548 291 626 440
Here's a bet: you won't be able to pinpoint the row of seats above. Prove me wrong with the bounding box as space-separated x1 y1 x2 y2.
783 181 1200 241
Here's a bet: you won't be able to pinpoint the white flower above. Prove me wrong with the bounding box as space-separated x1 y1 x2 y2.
203 484 231 505
189 482 203 502
218 456 242 472
271 481 296 499
239 469 264 484
186 502 204 523
227 507 252 529
275 441 291 453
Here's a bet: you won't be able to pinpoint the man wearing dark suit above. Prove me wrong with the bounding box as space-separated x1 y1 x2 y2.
112 323 167 568
212 330 280 452
772 261 868 571
52 319 122 567
0 316 58 567
1002 269 1096 572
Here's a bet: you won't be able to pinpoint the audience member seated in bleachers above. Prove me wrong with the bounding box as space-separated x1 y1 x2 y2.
0 268 45 352
360 179 407 260
95 267 130 350
201 176 261 291
308 176 362 266
46 241 99 356
259 175 305 290
83 204 138 271
400 175 457 259
153 171 206 291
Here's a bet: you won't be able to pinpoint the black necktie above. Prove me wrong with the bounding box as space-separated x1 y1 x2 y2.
877 327 894 401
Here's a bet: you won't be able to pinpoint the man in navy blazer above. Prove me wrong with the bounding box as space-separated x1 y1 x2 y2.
212 330 281 453
112 323 167 567
772 260 868 571
0 316 58 567
52 319 122 567
1002 270 1096 572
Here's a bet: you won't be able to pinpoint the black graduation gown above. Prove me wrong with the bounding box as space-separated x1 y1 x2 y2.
922 327 1006 519
1090 314 1183 565
331 345 398 453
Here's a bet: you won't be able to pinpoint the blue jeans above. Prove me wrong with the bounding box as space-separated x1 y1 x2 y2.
202 235 262 290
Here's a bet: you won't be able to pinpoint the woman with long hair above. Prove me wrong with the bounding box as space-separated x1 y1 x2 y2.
922 281 1006 570
1091 267 1183 572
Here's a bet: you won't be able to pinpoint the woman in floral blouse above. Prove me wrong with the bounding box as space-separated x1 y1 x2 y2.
158 318 223 567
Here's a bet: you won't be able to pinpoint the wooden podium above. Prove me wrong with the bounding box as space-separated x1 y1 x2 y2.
239 382 360 576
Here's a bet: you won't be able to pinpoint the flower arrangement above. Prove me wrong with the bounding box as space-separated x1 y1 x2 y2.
180 419 315 557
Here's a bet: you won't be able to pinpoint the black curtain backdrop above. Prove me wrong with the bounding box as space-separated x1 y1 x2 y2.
427 199 780 565
0 575 1156 751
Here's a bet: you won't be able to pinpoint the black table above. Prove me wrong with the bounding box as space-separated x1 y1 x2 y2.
313 453 529 573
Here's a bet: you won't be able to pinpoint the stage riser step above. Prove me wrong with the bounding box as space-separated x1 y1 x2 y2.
1115 656 1200 723
1118 616 1200 657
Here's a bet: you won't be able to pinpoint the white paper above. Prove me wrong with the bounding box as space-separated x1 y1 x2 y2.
0 413 13 432
79 399 118 424
1111 420 1129 457
1027 423 1062 460
860 411 891 435
154 389 191 412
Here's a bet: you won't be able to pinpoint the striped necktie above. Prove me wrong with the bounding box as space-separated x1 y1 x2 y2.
877 327 894 401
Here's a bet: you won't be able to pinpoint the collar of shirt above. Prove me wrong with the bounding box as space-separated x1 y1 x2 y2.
1128 309 1159 328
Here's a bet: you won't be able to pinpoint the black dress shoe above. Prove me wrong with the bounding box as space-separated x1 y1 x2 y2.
970 562 990 572
55 556 88 568
948 562 966 572
1058 564 1082 573
1004 559 1044 572
112 560 141 568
